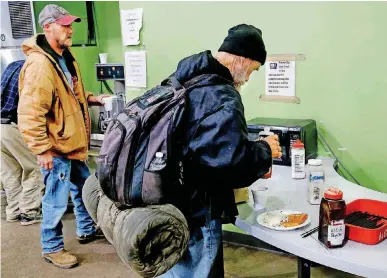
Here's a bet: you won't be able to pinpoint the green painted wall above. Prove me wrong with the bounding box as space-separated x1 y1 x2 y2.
94 2 123 62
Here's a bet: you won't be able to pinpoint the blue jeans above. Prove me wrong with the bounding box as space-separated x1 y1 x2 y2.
40 157 96 254
159 218 224 278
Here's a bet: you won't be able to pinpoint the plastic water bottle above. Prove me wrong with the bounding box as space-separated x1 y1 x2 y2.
149 152 166 171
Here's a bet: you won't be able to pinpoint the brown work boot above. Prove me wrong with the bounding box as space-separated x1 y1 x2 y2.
43 249 78 269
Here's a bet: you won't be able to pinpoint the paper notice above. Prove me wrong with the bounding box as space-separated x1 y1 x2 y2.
265 60 296 97
125 50 147 88
120 8 143 46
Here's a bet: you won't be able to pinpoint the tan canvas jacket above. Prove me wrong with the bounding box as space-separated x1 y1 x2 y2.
18 34 93 161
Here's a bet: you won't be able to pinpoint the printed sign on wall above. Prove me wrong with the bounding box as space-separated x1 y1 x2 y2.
265 60 296 97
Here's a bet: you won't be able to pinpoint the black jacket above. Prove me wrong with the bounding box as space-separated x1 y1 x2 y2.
172 50 272 226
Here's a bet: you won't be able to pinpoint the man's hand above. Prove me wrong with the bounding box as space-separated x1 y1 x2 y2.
37 151 58 170
88 94 110 106
257 135 282 159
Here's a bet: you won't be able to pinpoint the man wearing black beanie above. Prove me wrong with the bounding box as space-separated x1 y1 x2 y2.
162 24 281 278
219 24 267 66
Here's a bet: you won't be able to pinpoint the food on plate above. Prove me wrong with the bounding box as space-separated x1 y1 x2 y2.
262 212 288 227
281 213 308 227
260 211 309 229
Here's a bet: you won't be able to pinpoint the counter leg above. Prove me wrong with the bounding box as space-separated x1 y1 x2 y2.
298 257 311 278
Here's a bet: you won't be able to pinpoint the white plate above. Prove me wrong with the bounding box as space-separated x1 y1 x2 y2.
257 210 311 231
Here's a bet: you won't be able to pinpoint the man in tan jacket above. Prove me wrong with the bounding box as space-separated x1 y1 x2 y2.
18 4 106 269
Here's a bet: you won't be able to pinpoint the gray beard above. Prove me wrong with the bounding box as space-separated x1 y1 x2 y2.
234 84 241 92
234 81 245 92
56 41 67 50
56 38 70 49
232 71 247 93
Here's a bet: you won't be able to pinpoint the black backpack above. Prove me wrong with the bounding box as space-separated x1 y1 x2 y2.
97 75 207 208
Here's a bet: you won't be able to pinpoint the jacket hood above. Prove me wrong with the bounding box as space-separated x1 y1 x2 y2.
22 34 48 57
21 34 78 87
173 50 234 87
22 34 76 66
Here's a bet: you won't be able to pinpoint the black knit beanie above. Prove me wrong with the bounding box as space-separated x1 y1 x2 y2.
218 24 267 65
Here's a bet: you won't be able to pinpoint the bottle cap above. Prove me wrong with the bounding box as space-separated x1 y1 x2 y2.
324 186 343 200
308 159 322 166
258 127 274 137
155 152 163 158
292 139 304 148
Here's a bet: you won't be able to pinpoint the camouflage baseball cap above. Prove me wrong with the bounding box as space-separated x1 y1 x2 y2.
38 4 81 28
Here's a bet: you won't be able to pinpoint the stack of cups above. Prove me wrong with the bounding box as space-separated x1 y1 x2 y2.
251 185 268 211
99 53 108 64
103 96 117 112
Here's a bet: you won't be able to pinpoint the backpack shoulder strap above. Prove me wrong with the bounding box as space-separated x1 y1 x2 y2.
183 74 212 90
160 75 182 90
160 73 212 92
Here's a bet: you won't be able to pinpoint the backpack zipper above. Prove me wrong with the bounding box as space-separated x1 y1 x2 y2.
125 114 141 205
111 120 126 202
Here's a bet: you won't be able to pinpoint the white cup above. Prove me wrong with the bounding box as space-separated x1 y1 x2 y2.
99 53 108 64
103 96 116 112
251 186 268 210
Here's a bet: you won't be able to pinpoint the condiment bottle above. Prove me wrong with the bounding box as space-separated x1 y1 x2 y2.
258 127 274 179
291 139 305 179
318 187 347 248
307 159 325 204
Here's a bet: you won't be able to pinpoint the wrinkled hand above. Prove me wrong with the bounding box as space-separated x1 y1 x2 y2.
88 94 110 106
37 151 58 170
258 135 282 159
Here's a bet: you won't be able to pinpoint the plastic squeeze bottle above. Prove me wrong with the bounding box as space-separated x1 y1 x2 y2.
291 139 305 179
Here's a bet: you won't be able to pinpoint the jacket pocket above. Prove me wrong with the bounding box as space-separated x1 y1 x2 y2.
57 111 87 151
60 113 76 140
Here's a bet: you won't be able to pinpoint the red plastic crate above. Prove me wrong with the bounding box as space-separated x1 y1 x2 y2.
345 199 387 245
